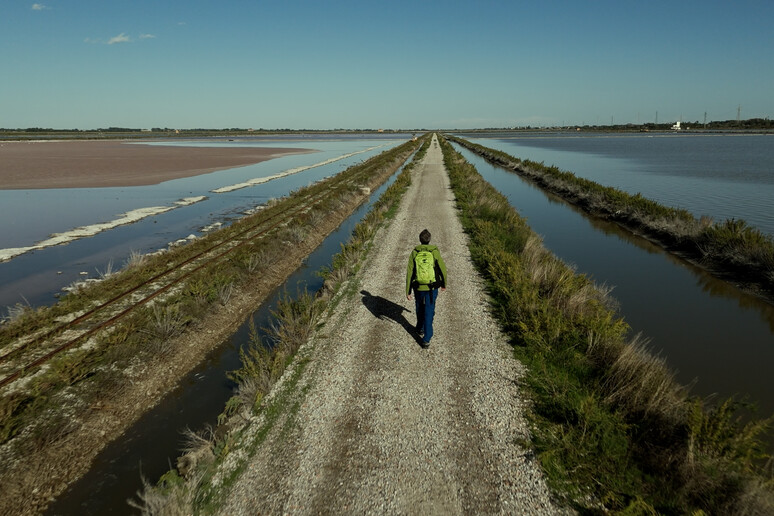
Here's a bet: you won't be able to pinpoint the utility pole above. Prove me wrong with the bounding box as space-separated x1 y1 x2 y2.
655 111 658 125
704 111 707 128
737 105 742 125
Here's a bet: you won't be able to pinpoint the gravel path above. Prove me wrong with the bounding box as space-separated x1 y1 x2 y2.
218 135 565 514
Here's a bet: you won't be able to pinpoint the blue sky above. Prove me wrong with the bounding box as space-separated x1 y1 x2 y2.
2 0 772 129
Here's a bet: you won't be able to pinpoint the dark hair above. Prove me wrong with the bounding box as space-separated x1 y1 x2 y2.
419 229 431 244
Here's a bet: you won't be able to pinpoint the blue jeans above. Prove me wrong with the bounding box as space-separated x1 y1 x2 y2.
414 288 438 343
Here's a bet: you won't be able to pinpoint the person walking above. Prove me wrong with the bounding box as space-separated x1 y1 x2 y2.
406 229 447 348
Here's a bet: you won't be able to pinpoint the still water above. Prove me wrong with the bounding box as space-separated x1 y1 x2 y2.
452 141 774 428
463 132 774 237
0 135 409 309
45 150 411 515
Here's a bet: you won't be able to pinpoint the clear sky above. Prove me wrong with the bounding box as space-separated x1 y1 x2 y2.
2 0 772 129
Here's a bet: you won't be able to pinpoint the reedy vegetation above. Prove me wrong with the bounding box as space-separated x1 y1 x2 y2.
0 138 424 492
448 136 774 302
439 135 773 514
130 136 432 513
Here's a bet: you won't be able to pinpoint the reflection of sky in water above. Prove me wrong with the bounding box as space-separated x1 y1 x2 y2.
0 139 401 249
0 137 406 307
455 143 774 429
472 134 774 236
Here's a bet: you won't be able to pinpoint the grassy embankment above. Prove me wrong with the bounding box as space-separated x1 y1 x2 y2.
0 137 425 510
448 136 774 304
129 137 431 513
440 135 773 514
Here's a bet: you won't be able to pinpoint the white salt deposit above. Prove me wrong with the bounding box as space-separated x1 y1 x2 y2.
211 146 383 194
201 222 223 233
0 196 207 263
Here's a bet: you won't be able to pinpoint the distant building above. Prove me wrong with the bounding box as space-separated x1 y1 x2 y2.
671 121 681 130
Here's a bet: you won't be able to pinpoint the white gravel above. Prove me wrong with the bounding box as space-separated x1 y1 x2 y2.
216 135 567 514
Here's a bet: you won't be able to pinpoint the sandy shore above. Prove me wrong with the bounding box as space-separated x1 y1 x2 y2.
0 140 315 189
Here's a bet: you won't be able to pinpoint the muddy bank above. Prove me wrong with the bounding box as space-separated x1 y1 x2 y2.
0 140 314 190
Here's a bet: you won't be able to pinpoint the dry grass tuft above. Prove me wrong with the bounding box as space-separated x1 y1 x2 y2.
216 283 234 306
281 224 307 245
268 293 321 355
585 330 623 370
141 305 187 354
323 266 349 291
601 334 685 421
176 426 215 479
731 478 774 516
3 301 32 325
235 377 262 414
128 471 196 516
96 259 114 279
124 249 146 269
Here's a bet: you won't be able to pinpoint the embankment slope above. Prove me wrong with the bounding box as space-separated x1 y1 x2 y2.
217 136 563 514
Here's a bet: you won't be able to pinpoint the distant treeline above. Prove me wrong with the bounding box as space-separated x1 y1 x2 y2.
606 118 774 131
457 118 774 132
3 119 772 136
0 127 414 135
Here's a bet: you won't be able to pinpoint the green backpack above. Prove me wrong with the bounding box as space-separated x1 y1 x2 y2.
414 250 436 286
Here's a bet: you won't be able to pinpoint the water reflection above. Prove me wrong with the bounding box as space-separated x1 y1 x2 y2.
469 133 774 237
452 144 774 426
0 137 407 309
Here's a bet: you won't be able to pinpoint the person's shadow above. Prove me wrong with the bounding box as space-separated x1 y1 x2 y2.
360 290 423 346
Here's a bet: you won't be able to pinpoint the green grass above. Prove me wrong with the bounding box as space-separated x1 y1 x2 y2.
440 135 773 514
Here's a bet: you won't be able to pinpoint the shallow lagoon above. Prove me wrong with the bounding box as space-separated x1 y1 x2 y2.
0 135 409 308
467 132 774 237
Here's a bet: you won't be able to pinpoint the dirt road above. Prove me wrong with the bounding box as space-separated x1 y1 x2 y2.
218 135 563 514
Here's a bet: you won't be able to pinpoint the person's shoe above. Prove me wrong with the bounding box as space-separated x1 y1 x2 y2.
421 340 430 349
415 325 424 338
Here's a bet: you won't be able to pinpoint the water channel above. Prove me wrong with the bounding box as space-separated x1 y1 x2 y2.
1 136 408 310
45 152 412 515
461 132 774 237
452 142 774 428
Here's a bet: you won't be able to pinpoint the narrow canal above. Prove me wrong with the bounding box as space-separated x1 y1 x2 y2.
45 154 412 515
452 143 774 425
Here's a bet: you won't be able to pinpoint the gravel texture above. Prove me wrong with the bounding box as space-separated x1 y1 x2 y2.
217 136 566 514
